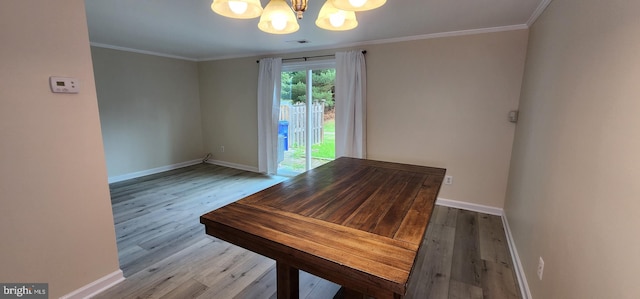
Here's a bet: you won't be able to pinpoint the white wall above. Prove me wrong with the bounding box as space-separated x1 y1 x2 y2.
505 0 640 297
0 1 120 297
199 29 529 208
91 47 204 177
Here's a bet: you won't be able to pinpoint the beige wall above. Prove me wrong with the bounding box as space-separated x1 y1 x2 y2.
0 1 120 297
505 0 640 298
199 58 260 169
366 30 528 207
91 47 204 177
199 29 528 207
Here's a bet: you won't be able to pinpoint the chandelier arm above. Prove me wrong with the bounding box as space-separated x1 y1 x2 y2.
212 0 385 34
290 0 308 19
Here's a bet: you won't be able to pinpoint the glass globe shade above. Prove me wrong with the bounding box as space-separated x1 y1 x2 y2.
331 0 385 12
349 0 367 7
228 1 248 14
315 1 357 31
271 12 288 31
211 0 263 19
258 0 299 34
329 12 346 27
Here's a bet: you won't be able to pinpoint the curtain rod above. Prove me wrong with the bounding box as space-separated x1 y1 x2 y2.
256 50 366 63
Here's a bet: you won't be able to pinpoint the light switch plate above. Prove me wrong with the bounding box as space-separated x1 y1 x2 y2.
50 76 79 93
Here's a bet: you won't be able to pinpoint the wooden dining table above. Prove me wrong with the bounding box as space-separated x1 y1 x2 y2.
200 157 445 298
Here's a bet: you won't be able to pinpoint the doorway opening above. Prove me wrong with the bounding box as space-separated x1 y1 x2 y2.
277 60 336 176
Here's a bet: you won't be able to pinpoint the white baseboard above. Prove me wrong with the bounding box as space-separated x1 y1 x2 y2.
206 159 259 173
435 197 503 216
502 213 532 299
60 269 124 299
435 197 530 299
108 159 202 183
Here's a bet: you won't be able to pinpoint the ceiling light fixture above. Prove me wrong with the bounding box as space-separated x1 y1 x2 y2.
315 1 357 31
291 0 308 19
211 0 263 19
258 0 299 34
331 0 386 11
211 0 385 34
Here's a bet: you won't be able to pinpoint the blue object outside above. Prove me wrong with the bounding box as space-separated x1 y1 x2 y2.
278 120 289 151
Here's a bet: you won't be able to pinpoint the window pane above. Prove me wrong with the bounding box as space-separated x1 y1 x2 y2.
278 67 335 175
309 68 335 168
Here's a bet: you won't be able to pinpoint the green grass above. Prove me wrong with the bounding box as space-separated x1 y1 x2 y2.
278 119 335 172
311 119 335 159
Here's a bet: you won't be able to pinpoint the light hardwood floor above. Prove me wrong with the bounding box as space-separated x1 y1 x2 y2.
95 163 521 299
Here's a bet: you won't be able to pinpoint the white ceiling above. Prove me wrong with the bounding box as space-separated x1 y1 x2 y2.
85 0 548 61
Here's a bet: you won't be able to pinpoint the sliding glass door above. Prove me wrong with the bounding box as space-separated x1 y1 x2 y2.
277 60 336 175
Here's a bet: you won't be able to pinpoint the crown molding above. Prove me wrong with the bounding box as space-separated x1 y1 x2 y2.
350 24 529 48
90 42 198 61
527 0 553 27
200 24 529 61
91 23 531 62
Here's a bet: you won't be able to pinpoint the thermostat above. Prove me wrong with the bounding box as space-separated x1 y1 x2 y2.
50 76 79 93
508 110 519 123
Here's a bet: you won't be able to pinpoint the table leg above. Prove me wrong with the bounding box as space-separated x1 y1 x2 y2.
277 261 299 299
342 287 366 298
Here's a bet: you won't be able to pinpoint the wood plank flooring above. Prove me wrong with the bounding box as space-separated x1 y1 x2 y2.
94 163 521 299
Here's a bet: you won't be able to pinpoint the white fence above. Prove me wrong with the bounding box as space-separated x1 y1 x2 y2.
279 102 324 148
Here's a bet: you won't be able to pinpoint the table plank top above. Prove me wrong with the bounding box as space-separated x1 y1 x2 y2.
200 157 445 297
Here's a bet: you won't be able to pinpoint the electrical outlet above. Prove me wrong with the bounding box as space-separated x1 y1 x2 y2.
220 146 225 153
537 257 544 280
444 175 453 185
